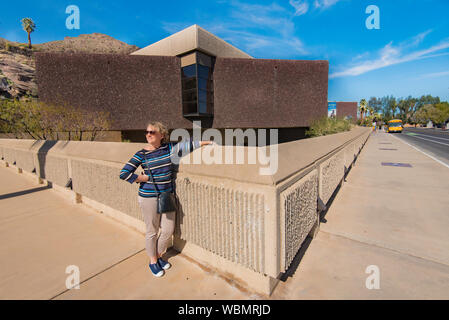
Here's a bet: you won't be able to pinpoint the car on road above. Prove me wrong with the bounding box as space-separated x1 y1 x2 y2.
387 119 403 133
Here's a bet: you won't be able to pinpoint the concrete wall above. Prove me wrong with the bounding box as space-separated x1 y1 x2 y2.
0 127 370 295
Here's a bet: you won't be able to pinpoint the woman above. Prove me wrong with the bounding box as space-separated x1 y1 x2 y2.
119 121 212 277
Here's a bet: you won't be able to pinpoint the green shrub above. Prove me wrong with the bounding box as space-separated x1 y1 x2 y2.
306 117 352 138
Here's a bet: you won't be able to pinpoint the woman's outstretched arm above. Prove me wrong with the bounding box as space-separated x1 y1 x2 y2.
119 151 148 184
172 138 213 156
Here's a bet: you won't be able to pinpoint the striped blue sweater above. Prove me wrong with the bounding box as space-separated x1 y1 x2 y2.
119 139 201 198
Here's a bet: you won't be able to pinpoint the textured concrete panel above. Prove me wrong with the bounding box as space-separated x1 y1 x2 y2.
71 159 142 222
3 148 15 163
281 169 318 270
14 149 35 172
344 143 355 170
319 151 345 205
36 154 69 187
175 174 266 273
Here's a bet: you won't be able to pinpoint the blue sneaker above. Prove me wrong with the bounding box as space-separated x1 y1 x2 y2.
149 262 164 277
157 257 171 270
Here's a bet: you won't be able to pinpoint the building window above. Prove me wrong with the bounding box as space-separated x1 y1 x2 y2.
181 51 214 117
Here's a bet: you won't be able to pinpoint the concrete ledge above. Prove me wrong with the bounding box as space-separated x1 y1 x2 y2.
81 194 146 235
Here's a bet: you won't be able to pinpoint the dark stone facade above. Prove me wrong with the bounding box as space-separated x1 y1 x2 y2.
35 53 190 131
35 52 328 131
336 102 358 122
213 58 328 128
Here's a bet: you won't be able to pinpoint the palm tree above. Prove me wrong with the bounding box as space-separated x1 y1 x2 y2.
359 99 367 121
21 18 36 49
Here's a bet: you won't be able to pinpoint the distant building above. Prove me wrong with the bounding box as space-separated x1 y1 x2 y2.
336 101 358 122
36 25 329 143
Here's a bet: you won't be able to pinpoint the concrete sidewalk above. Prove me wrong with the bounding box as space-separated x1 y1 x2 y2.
271 130 449 299
1 130 448 299
0 164 251 300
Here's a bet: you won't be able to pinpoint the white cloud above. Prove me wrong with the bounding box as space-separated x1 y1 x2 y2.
231 1 286 15
330 31 449 78
289 0 309 16
314 0 341 9
161 22 191 34
161 1 309 57
207 24 308 56
410 29 433 46
417 70 449 79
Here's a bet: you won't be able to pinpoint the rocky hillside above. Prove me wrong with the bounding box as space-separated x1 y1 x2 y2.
0 33 140 100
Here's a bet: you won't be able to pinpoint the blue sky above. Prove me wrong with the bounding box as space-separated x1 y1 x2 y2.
1 0 448 102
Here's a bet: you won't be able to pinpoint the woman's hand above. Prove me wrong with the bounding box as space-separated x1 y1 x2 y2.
200 141 214 147
135 174 150 183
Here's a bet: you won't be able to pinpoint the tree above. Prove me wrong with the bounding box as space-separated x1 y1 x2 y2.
388 97 397 118
435 102 449 124
21 17 36 49
359 99 367 121
397 96 417 123
416 94 440 109
412 104 446 126
0 98 111 140
368 97 382 114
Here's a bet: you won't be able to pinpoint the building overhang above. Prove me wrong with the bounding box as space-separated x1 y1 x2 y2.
131 24 253 59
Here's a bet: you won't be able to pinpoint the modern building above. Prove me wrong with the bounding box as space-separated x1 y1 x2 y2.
35 25 329 143
329 101 358 122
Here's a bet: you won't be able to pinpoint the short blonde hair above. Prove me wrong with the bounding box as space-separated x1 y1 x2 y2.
146 121 169 143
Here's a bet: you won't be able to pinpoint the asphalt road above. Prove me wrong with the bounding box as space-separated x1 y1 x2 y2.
389 127 449 167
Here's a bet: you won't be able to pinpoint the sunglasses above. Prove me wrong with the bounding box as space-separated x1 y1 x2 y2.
145 130 158 135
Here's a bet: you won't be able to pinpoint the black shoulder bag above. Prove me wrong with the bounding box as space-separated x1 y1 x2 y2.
142 151 177 214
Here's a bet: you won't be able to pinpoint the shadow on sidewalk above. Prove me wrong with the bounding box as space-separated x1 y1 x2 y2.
279 236 312 282
0 183 52 200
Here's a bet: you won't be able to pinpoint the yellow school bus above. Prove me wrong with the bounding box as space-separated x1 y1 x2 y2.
387 119 403 133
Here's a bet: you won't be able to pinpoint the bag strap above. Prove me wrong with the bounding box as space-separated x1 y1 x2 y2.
142 150 160 193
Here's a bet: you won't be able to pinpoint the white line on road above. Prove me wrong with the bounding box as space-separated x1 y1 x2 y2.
403 134 449 147
390 134 449 169
406 132 449 141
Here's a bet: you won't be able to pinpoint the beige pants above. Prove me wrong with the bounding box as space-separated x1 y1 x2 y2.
137 196 176 258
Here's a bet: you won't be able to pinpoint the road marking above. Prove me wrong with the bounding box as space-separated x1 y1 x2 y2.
405 132 449 141
390 134 449 169
403 134 449 147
